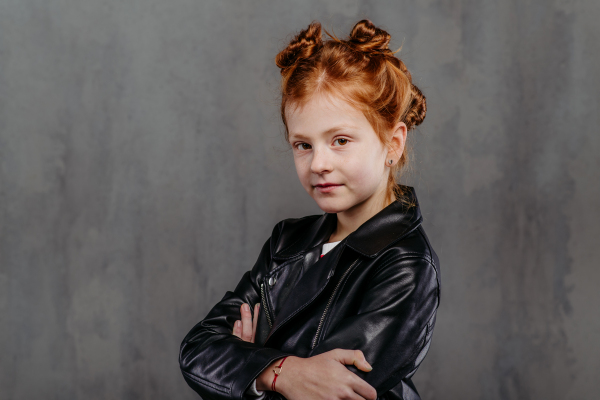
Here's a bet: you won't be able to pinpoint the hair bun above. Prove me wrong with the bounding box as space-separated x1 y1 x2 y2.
405 84 427 129
275 21 323 72
348 19 391 53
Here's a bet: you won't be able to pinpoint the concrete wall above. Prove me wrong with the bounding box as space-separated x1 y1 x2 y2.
1 1 598 399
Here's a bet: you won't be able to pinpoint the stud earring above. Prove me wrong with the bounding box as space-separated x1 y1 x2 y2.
389 159 393 165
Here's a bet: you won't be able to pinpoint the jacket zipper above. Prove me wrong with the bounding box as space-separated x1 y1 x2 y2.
311 258 360 349
260 282 273 329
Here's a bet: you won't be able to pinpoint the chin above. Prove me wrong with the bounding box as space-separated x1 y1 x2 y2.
313 197 350 214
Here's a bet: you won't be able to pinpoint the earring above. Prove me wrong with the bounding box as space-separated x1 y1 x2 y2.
389 159 393 165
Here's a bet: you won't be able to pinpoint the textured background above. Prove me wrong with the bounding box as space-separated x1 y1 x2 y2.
1 1 598 399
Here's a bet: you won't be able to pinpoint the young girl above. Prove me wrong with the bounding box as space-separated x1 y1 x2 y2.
180 19 441 400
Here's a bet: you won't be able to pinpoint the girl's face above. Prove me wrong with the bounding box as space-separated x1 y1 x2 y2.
286 93 398 214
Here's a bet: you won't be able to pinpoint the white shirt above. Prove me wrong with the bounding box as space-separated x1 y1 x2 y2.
246 240 342 398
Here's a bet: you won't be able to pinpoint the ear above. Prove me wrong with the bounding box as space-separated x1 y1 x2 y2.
386 121 407 164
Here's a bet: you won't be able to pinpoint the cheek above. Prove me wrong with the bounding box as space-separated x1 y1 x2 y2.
341 155 382 186
293 156 311 185
351 168 378 189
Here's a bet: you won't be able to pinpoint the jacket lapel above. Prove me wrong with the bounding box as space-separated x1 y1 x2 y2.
264 212 339 345
272 211 337 260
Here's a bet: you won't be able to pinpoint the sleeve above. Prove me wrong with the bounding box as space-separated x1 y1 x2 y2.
179 225 297 400
307 253 441 396
245 379 266 399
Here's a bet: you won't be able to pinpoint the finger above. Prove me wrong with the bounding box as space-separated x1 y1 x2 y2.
327 375 376 400
334 349 373 372
335 386 365 400
232 320 242 338
348 373 377 400
240 303 253 342
350 386 376 400
251 303 260 343
354 349 373 372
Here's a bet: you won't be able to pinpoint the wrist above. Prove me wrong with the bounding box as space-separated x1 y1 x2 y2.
256 356 299 394
256 357 283 392
272 355 301 396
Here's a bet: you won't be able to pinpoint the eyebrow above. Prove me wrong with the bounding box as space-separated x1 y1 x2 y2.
289 125 355 141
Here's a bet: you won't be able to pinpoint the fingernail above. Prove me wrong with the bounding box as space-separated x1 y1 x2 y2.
235 321 240 327
244 304 250 311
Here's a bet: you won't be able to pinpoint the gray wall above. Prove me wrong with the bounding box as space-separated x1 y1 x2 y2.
1 1 598 399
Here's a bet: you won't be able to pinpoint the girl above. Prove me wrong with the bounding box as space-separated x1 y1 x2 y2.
180 19 441 400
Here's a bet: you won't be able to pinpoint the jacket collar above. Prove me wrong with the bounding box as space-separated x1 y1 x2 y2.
273 185 423 259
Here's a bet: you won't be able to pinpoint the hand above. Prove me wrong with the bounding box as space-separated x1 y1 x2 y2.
232 302 260 343
260 350 377 400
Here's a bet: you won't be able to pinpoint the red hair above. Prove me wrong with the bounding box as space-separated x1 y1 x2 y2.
275 19 426 207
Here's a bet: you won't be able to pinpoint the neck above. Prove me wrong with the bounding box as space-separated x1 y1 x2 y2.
328 187 396 243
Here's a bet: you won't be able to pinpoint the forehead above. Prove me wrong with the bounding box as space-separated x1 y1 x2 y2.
286 93 370 140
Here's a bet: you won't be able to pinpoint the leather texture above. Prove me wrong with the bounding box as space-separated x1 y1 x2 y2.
179 185 441 400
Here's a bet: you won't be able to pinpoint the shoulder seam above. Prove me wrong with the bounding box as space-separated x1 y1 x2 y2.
417 227 441 305
417 227 436 271
372 254 435 277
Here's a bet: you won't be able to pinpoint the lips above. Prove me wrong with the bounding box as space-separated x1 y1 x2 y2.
314 183 343 193
314 183 340 187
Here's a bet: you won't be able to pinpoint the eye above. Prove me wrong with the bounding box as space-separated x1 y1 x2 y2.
295 143 312 151
333 138 349 146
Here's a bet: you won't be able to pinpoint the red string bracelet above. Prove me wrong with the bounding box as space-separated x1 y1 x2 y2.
271 356 289 392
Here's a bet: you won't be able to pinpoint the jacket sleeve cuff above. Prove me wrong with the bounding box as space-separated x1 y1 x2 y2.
245 379 266 399
234 347 296 400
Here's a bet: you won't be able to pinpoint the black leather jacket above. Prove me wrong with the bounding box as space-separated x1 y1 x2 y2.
179 186 441 400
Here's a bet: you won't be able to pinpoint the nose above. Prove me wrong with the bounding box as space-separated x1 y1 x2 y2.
310 146 332 175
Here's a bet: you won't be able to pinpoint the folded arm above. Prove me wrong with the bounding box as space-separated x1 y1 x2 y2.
179 230 296 400
307 253 440 396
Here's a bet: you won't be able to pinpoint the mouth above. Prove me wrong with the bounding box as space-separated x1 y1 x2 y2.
314 183 343 193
